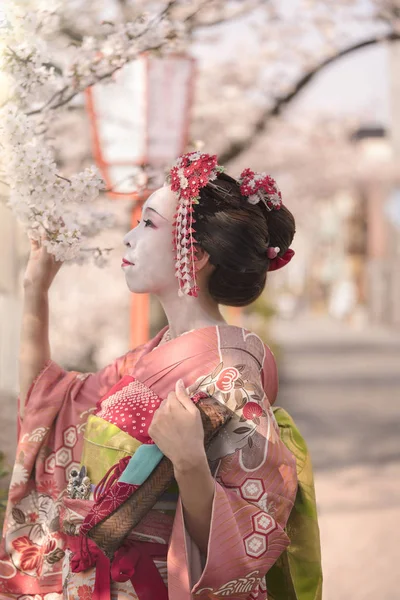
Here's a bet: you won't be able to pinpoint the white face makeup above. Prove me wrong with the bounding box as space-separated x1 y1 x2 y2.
122 186 178 295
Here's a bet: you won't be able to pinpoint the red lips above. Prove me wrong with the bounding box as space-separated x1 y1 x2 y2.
122 258 134 266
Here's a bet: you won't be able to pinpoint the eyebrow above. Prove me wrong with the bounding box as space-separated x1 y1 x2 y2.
144 206 168 221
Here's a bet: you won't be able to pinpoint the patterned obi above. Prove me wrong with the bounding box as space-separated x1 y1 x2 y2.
79 413 179 513
71 374 180 510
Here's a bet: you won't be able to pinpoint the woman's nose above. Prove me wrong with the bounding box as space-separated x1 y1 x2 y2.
123 231 133 247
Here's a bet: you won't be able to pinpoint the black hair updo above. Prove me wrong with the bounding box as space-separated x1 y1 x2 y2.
193 172 296 307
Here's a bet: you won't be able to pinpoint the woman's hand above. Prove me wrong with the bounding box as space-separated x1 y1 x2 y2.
148 379 206 472
23 236 64 292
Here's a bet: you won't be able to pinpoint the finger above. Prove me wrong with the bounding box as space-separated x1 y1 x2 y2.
28 236 40 250
167 391 176 402
164 391 184 413
174 379 197 414
158 397 170 411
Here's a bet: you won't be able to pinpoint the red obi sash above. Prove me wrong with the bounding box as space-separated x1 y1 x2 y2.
68 535 168 600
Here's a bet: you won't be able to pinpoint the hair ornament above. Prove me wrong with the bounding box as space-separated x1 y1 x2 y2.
268 248 295 272
239 168 283 211
267 246 280 259
169 151 225 297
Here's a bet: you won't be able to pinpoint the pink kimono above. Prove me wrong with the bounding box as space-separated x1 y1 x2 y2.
0 324 297 599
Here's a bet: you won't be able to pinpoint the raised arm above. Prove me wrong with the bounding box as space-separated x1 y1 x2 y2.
19 237 63 418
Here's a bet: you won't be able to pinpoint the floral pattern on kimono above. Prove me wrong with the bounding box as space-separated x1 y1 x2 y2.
0 339 149 599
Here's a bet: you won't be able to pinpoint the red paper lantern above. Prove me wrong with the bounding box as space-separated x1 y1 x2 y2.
86 53 196 200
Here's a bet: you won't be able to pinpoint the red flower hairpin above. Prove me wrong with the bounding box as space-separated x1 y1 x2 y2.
240 169 295 271
239 168 283 211
170 152 224 297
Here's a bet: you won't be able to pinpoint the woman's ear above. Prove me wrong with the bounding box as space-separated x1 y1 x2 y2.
194 246 211 272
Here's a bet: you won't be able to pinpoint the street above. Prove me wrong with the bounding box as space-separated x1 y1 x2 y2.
271 314 400 600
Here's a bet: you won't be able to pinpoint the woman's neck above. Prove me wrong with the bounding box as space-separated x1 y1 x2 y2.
156 288 227 339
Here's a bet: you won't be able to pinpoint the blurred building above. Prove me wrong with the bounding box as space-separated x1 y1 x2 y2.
351 38 400 328
313 42 400 328
352 124 400 327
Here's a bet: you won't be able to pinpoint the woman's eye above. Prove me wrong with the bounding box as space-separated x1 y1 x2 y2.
136 219 153 228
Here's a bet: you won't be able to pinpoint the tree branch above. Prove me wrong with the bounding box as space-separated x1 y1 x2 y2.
27 1 177 116
219 31 400 165
190 0 265 31
60 25 83 43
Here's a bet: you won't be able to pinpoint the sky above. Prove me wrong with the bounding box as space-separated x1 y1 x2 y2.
193 6 393 129
293 44 391 126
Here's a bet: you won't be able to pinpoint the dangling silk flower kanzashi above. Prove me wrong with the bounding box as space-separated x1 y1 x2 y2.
170 152 224 298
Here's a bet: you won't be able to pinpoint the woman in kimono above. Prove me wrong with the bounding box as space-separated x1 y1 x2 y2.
0 153 322 599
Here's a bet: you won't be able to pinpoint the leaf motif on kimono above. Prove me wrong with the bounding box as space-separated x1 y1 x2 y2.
239 415 247 422
199 374 213 387
46 548 65 564
233 426 251 434
262 409 268 417
30 523 45 545
38 495 52 519
12 536 34 552
234 364 246 374
12 508 26 525
211 362 224 379
49 516 60 532
206 383 216 396
17 451 25 465
234 378 245 388
253 417 261 426
248 437 254 448
234 391 246 411
234 388 243 401
242 381 252 391
11 536 42 572
251 394 262 402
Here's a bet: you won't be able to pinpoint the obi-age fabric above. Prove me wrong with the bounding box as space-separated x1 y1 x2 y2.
0 324 305 600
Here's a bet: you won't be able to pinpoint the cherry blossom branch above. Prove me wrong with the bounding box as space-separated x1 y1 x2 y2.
6 44 63 76
26 1 177 117
220 30 400 165
27 43 163 116
55 174 72 184
189 0 265 30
